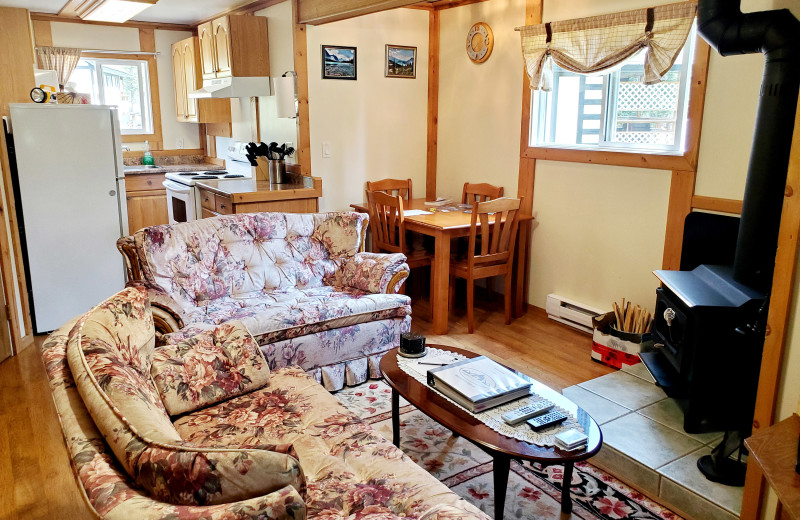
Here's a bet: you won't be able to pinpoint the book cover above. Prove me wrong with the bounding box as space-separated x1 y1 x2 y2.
427 356 531 405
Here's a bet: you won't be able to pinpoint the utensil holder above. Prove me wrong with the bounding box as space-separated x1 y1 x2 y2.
269 159 286 184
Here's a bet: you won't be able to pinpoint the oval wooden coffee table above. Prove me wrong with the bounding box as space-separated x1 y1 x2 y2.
380 345 602 520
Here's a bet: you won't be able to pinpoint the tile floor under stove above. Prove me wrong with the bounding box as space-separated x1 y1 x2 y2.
562 363 743 520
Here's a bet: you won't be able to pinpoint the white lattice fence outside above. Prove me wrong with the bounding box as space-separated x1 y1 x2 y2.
617 81 679 111
613 131 675 145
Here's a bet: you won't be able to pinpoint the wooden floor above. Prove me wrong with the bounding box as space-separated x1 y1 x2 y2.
0 296 612 520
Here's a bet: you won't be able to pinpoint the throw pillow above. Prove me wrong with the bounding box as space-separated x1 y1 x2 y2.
151 321 271 416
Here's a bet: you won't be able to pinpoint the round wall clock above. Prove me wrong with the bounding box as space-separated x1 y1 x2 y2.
466 22 494 63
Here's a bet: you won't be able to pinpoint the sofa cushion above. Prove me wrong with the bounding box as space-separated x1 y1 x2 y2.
135 212 368 309
151 321 271 416
174 368 489 519
175 287 410 342
67 287 305 506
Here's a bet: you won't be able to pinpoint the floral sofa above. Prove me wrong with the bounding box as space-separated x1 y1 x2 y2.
43 286 488 520
117 212 412 391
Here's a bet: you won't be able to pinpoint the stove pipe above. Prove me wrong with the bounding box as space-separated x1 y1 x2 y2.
697 1 800 294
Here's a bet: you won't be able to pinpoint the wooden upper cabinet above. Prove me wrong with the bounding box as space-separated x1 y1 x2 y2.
213 16 232 78
182 41 198 120
171 44 186 120
198 21 217 80
196 15 269 79
171 36 230 123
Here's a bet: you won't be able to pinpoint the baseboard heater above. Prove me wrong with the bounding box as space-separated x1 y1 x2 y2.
545 294 606 334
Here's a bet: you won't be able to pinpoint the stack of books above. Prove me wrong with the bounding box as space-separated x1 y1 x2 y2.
426 356 532 412
553 428 588 451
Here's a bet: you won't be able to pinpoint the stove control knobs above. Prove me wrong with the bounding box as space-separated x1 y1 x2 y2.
663 308 676 327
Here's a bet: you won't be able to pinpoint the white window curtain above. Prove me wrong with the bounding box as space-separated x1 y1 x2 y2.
520 2 697 91
36 47 83 91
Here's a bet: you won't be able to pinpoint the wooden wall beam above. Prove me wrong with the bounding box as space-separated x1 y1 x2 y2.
29 12 192 32
195 0 286 25
0 7 37 355
691 195 743 214
297 0 422 25
425 9 439 200
662 170 696 270
293 0 312 176
32 20 53 47
741 91 800 520
514 0 543 315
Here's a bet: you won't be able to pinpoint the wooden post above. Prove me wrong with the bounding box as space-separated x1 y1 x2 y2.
425 9 439 200
661 170 696 270
741 91 800 519
293 0 312 176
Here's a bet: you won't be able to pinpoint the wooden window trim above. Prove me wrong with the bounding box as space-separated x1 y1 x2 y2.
521 36 710 173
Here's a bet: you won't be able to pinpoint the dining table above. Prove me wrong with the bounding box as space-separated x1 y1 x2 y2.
350 198 533 334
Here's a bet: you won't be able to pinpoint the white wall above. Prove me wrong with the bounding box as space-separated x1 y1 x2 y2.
256 1 298 154
49 22 201 151
306 8 430 211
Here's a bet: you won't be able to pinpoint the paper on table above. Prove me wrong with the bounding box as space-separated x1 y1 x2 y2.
403 209 433 217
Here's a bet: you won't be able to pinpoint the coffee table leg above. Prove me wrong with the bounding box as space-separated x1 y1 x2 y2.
391 388 400 447
493 454 510 520
561 462 574 514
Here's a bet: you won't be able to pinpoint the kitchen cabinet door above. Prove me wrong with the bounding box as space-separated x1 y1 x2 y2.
213 17 232 78
127 191 169 233
171 43 187 120
182 41 198 121
198 21 217 80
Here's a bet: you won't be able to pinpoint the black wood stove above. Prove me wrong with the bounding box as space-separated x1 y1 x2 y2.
641 1 800 486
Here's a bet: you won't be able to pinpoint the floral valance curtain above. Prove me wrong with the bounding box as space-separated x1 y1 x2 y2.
35 46 83 90
520 1 697 91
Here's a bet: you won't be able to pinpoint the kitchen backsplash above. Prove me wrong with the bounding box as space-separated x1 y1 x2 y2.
123 154 208 166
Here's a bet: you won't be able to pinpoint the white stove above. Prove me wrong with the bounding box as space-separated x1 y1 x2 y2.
164 170 248 185
163 142 254 224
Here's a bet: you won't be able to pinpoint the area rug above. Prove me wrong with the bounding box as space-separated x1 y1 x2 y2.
336 380 683 520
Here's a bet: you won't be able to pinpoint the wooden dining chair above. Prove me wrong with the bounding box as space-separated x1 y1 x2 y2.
462 182 504 205
450 197 522 333
366 190 433 298
367 178 413 202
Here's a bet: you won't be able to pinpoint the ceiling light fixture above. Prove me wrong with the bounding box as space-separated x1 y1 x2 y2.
76 0 158 23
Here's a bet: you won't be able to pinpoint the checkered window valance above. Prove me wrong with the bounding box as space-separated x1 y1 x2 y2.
519 2 697 91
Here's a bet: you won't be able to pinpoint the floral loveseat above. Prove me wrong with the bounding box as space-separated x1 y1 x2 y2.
117 212 411 391
43 286 488 520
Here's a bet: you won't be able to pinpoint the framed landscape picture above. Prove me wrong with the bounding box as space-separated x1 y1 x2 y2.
385 45 417 79
322 45 357 80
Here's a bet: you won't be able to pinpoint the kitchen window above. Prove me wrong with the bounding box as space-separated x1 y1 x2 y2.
70 57 154 135
530 31 695 154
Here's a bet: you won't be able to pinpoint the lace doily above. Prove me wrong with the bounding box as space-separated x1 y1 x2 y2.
396 348 584 447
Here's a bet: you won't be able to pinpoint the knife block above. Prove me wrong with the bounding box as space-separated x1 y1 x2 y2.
255 157 270 182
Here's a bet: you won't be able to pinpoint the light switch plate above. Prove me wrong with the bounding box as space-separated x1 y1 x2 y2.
322 142 331 158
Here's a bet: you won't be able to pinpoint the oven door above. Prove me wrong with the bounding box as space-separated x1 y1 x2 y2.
163 180 197 224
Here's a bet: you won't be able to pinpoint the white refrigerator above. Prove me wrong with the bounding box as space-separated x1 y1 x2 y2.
7 104 129 333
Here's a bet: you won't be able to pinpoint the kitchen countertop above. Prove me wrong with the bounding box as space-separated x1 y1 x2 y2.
124 164 226 175
196 178 322 203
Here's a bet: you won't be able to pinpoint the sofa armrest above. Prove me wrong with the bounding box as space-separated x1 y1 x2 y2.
336 252 410 294
128 281 185 334
116 235 142 281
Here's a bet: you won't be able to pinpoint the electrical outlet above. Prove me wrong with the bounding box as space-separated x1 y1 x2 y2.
177 138 184 149
322 142 332 158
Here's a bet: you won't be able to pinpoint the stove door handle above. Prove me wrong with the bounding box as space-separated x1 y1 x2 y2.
663 308 676 327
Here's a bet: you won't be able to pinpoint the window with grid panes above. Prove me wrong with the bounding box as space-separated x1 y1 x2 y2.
70 57 153 135
530 28 695 153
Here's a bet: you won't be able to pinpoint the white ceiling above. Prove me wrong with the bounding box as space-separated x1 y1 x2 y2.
0 0 265 25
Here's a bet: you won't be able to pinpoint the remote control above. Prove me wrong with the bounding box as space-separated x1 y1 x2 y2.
501 400 555 426
527 410 568 431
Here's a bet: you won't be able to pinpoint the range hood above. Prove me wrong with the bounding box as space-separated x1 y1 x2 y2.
189 77 270 99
